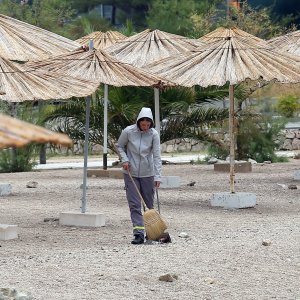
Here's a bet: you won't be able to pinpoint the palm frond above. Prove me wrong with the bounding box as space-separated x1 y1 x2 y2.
186 106 229 127
160 106 228 143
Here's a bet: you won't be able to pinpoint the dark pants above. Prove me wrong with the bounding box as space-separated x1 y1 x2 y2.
124 174 154 236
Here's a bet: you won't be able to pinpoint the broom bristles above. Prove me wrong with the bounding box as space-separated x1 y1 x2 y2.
143 209 167 241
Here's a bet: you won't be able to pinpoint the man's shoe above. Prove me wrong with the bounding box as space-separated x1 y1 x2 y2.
131 235 144 245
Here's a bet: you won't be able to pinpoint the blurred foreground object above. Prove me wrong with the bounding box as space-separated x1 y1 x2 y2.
0 113 73 149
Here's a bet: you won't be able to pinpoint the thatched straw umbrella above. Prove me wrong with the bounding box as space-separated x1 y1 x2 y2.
106 29 203 67
26 47 170 87
146 27 300 193
0 55 98 102
0 14 108 165
0 14 80 61
149 27 298 88
0 52 101 213
0 113 72 149
75 31 126 50
267 30 300 56
0 14 97 103
198 26 266 45
26 46 175 212
105 28 203 133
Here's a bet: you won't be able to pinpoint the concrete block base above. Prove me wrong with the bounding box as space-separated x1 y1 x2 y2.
87 169 123 179
293 170 300 180
214 162 252 173
59 211 105 227
210 192 256 209
0 183 12 196
108 169 124 179
88 169 109 178
160 176 180 188
0 224 18 240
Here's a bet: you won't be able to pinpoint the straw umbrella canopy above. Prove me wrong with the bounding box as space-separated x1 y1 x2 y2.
0 55 99 102
26 46 175 140
0 51 99 214
105 28 204 68
198 26 266 45
75 31 126 50
267 30 300 56
105 28 204 133
0 14 80 61
147 27 300 87
75 31 103 46
146 27 300 193
26 47 171 87
26 47 175 212
0 113 72 149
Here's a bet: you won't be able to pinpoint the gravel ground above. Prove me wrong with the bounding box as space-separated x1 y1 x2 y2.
0 160 300 300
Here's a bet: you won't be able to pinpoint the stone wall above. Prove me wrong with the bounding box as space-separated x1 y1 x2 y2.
160 138 208 153
50 129 300 155
160 129 300 153
277 129 300 150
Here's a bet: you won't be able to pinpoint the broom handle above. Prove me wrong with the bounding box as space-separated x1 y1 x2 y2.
156 188 161 214
127 170 147 211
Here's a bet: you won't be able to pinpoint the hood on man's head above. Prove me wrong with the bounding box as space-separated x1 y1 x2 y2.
137 107 154 122
136 107 154 129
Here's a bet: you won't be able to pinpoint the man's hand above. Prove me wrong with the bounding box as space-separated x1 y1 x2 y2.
154 181 160 188
122 162 130 171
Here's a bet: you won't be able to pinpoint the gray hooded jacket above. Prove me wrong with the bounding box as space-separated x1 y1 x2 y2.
116 107 162 181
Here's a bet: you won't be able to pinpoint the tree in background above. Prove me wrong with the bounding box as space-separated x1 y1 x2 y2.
0 0 145 38
147 0 197 36
226 1 294 39
0 0 118 39
70 0 300 32
206 84 288 163
235 114 286 162
0 0 75 36
72 0 151 30
276 95 300 118
146 0 291 39
147 0 223 37
190 0 292 39
70 0 103 13
0 0 31 20
0 0 297 40
249 0 300 28
0 0 297 165
41 85 229 154
65 11 112 39
119 19 137 37
0 102 43 172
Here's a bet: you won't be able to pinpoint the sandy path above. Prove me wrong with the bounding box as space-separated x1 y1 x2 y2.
0 161 300 300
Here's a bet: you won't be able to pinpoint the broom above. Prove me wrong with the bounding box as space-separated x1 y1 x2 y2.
128 171 167 240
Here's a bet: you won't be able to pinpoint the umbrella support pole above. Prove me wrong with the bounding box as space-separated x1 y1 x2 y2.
103 84 108 170
81 96 91 213
103 153 107 170
229 84 235 193
154 88 160 135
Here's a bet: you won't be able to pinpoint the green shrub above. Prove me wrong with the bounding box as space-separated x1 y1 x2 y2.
0 145 37 173
236 116 286 163
276 95 300 118
207 116 287 163
208 143 229 160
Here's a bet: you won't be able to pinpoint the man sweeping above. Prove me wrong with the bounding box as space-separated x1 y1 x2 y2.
116 107 162 245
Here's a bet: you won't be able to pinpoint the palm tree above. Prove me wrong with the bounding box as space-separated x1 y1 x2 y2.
66 12 112 39
42 81 287 163
42 85 230 155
